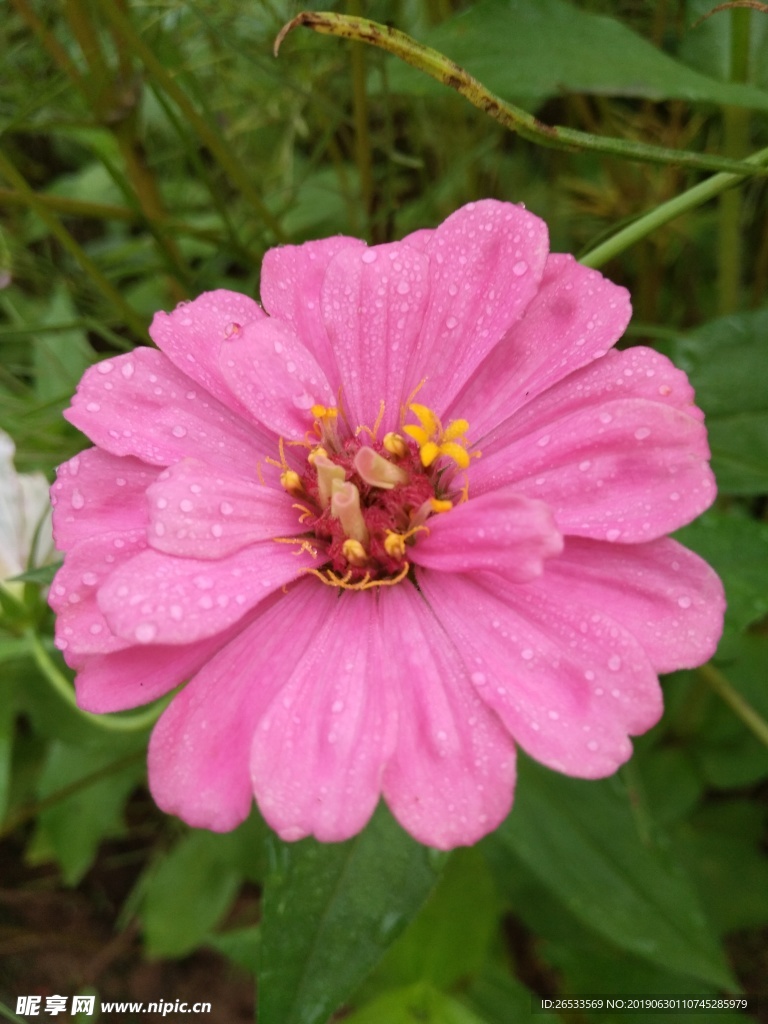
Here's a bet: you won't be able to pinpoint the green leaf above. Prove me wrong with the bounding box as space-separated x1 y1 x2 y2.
139 830 242 958
389 0 768 111
343 983 489 1024
206 925 260 975
463 966 562 1024
0 679 17 823
362 846 499 994
34 739 145 885
670 308 768 494
257 804 445 1024
495 759 736 990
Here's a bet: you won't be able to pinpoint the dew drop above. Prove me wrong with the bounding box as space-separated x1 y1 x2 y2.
71 489 85 510
86 401 101 413
634 427 651 440
172 425 187 438
220 501 234 515
135 622 157 643
606 528 621 542
445 315 458 329
361 249 377 264
121 362 135 379
512 260 528 276
677 595 692 609
470 671 487 686
521 648 534 661
608 655 622 671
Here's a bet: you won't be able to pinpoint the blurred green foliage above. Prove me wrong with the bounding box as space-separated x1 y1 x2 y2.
1 2 767 1022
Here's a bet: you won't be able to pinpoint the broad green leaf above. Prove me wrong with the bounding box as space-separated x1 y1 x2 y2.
139 830 242 958
206 925 260 974
673 800 768 934
257 804 445 1024
670 309 768 494
388 0 768 111
361 846 498 995
463 966 562 1024
34 739 145 885
496 759 735 989
343 982 488 1024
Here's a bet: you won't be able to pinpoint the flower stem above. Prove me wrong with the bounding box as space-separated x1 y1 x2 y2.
717 7 752 313
580 142 768 269
26 630 166 733
274 12 768 179
698 661 768 749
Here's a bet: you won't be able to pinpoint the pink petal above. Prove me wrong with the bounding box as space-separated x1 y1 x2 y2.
260 236 366 381
218 317 335 440
149 289 265 418
65 349 271 477
544 537 725 673
75 625 240 713
471 353 715 542
51 448 155 551
148 582 331 832
379 582 517 850
410 487 563 581
448 254 631 440
319 242 431 433
146 458 303 559
405 199 549 413
97 539 324 646
251 589 398 842
50 529 147 663
417 569 662 780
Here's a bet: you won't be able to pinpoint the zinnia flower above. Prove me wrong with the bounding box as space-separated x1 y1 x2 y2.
50 200 724 849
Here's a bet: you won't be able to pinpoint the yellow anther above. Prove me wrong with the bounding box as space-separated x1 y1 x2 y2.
419 441 441 468
383 432 408 458
430 498 453 513
404 403 476 471
442 418 470 442
408 403 440 436
438 441 471 469
384 532 407 559
307 446 328 464
311 404 337 420
342 539 368 566
280 469 304 496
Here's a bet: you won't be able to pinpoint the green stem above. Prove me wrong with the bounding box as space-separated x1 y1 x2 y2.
698 661 768 748
93 0 285 241
349 0 374 237
581 143 768 268
26 630 166 733
0 151 149 339
718 7 751 314
274 12 768 179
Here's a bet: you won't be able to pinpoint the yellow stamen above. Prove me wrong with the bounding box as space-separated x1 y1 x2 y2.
280 469 304 497
302 563 410 590
342 538 368 566
404 403 477 472
430 497 453 513
383 432 408 458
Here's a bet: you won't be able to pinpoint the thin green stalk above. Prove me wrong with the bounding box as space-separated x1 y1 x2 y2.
581 143 768 268
93 0 285 241
0 749 146 839
0 151 149 339
275 12 768 179
698 661 768 748
26 629 166 734
718 7 752 313
349 0 374 238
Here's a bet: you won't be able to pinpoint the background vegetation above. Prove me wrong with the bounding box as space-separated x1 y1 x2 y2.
1 1 767 1022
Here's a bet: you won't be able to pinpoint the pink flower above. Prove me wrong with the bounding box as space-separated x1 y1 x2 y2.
50 200 724 849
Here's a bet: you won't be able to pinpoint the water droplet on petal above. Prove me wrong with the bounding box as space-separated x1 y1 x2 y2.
172 425 187 438
121 362 135 379
512 260 528 276
135 622 157 643
361 249 377 264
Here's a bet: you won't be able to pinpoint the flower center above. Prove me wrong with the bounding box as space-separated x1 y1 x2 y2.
276 402 476 589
